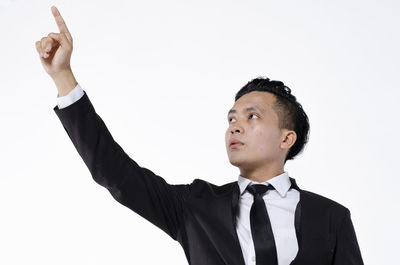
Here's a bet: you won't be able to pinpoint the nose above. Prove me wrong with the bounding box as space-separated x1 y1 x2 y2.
230 125 242 134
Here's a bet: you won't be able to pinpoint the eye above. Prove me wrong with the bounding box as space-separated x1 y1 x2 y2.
228 114 258 123
249 113 258 119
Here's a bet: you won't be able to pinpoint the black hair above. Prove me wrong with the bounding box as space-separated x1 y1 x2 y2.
235 76 310 163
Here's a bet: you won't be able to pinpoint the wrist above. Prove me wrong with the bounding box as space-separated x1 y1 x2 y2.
51 69 78 97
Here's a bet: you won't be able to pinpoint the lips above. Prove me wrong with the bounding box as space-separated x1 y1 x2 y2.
229 140 244 147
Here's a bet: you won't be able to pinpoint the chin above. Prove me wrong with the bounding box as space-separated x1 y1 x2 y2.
228 156 249 168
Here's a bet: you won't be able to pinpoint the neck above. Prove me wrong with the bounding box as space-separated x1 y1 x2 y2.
239 163 285 183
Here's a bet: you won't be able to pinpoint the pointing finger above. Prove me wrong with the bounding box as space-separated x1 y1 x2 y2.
51 6 72 42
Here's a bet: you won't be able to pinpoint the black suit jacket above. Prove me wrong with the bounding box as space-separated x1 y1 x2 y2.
54 91 364 265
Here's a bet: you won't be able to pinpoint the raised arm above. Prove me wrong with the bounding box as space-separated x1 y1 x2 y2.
37 6 191 242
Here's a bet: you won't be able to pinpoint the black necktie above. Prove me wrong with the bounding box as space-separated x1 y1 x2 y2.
246 184 278 265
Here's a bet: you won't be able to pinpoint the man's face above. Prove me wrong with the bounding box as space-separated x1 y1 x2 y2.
225 91 286 171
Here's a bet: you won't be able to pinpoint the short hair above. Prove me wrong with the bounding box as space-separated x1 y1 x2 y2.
234 76 310 162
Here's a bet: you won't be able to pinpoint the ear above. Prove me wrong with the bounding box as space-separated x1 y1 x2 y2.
280 130 297 150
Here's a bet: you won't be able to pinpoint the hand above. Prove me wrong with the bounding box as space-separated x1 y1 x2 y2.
35 6 74 78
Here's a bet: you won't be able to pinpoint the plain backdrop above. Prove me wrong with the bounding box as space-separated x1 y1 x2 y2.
1 0 399 264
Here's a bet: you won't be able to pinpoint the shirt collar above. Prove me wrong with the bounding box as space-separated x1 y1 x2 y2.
237 171 292 198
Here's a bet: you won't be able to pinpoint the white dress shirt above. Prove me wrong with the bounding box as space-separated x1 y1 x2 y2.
236 172 300 265
56 86 300 265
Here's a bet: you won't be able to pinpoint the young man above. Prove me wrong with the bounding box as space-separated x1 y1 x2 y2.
36 6 364 265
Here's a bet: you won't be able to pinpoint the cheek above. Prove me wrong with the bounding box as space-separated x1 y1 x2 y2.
252 127 281 152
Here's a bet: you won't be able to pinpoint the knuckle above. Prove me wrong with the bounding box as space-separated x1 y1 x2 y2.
45 38 53 46
41 37 48 45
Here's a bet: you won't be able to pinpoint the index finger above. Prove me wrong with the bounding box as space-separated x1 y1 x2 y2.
51 6 72 42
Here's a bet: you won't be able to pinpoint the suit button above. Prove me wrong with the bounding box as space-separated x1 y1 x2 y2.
251 256 255 262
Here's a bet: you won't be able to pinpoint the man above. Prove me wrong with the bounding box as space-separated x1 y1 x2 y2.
36 6 364 265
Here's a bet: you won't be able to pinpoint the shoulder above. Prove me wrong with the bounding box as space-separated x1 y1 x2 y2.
189 178 237 198
300 189 350 220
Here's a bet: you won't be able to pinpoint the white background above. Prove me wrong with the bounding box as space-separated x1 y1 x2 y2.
1 0 399 264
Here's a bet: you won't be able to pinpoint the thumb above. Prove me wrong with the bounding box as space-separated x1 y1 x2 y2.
49 32 72 49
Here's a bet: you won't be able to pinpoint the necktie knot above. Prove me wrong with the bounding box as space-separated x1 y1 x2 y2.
246 184 275 198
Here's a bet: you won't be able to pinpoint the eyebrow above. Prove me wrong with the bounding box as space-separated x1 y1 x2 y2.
227 106 265 118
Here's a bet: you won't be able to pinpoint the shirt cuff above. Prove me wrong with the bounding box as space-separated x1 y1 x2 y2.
57 83 85 109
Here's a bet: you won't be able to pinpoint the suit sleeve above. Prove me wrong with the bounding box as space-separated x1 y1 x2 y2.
53 91 190 241
332 208 364 265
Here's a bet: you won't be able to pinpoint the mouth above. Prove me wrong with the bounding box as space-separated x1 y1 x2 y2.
229 141 244 148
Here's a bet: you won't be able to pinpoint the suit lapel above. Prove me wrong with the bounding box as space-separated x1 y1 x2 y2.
289 177 303 264
289 177 302 249
288 177 328 264
228 182 246 265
